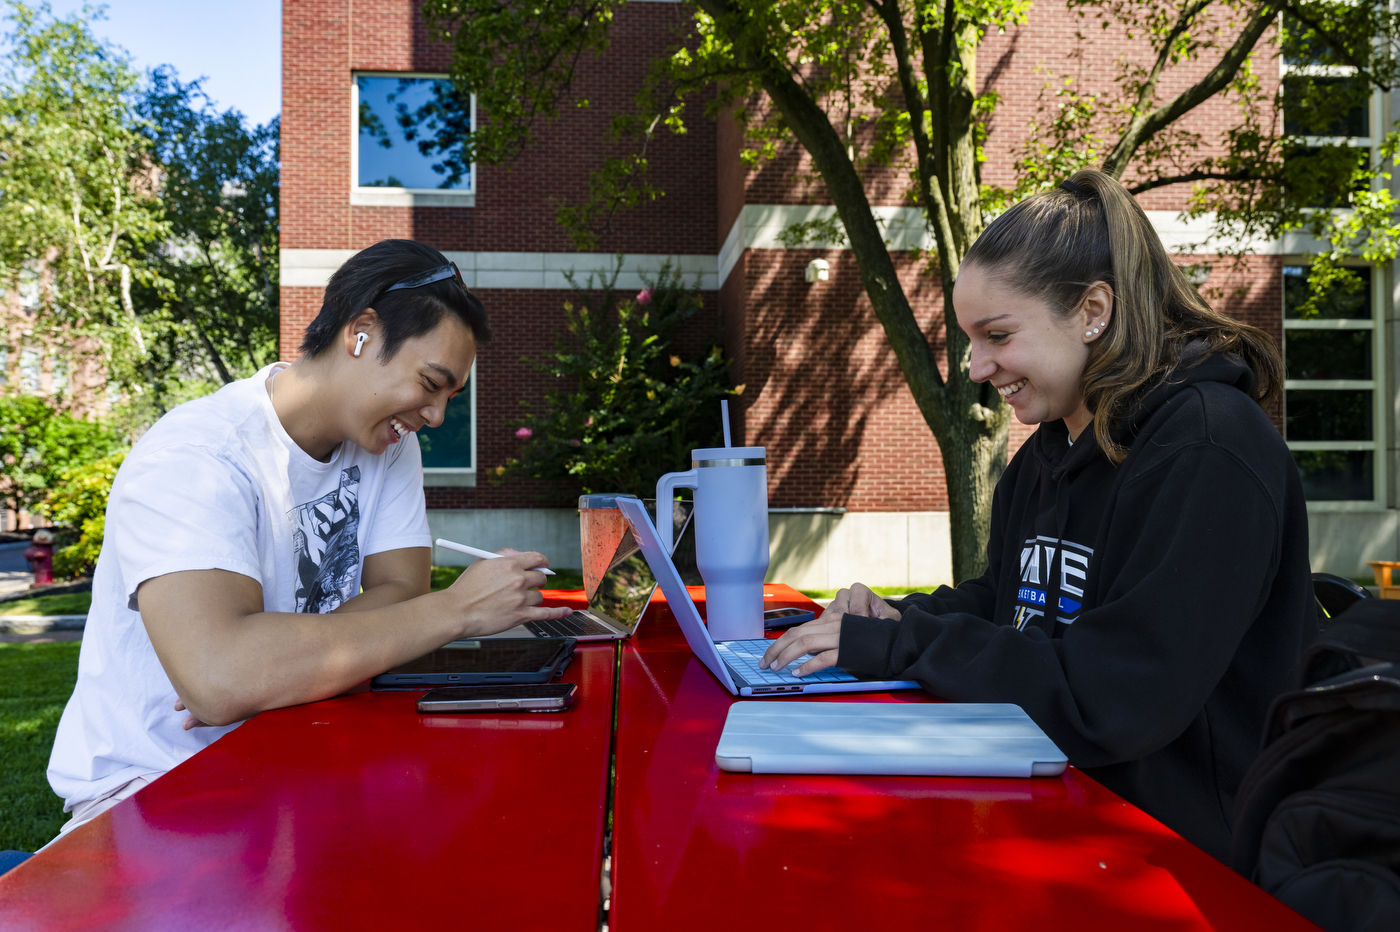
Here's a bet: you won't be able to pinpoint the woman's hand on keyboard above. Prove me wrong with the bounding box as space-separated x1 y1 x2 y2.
826 583 902 624
759 613 841 676
760 583 900 677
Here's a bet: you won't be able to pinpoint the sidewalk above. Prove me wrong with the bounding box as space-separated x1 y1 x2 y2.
0 614 86 644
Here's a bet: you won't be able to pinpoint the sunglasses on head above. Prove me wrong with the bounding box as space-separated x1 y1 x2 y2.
385 261 466 293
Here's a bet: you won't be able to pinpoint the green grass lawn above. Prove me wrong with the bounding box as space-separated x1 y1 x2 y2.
0 641 80 852
0 592 92 616
431 565 586 592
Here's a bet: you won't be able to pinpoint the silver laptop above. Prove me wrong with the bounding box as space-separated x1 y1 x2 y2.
616 497 922 697
482 501 694 642
715 701 1067 775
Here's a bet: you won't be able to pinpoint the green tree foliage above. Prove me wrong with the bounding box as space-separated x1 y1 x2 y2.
0 394 124 520
134 67 279 393
0 1 166 389
497 264 739 497
0 3 279 419
424 0 1398 580
45 449 124 578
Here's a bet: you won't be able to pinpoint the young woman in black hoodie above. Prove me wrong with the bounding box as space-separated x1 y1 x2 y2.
761 168 1318 862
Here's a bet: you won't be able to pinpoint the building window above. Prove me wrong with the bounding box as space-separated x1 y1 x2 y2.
17 265 40 310
417 367 476 487
1279 20 1386 507
1282 264 1383 504
351 73 475 207
19 347 40 394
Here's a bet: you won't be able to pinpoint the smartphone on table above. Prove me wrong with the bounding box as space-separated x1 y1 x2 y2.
763 607 817 630
416 683 578 713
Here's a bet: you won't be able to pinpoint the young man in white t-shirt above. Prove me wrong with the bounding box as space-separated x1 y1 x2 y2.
45 239 572 841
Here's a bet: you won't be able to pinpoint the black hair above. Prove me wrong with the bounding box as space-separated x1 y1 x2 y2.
299 239 493 360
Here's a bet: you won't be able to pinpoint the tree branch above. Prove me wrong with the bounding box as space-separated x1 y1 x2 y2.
1282 1 1391 90
1128 0 1213 121
692 0 949 415
1125 166 1280 194
867 0 956 259
1102 1 1280 178
180 300 234 384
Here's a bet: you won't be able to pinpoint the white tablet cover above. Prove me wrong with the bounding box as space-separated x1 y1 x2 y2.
715 701 1068 777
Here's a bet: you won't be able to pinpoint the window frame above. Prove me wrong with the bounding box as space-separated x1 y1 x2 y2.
349 71 477 208
421 362 478 488
1278 44 1390 511
1279 62 1375 150
1282 258 1388 510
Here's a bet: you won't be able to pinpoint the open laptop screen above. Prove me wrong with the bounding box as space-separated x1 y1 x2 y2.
589 501 698 634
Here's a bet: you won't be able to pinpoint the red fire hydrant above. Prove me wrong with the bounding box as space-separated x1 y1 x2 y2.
25 529 54 587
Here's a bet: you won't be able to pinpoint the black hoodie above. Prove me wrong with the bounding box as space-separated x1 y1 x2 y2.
839 353 1318 862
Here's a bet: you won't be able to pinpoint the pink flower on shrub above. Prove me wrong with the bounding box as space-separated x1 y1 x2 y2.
569 439 581 447
636 287 653 305
515 427 533 439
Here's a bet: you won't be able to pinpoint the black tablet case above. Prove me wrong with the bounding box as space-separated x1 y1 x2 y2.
371 637 576 687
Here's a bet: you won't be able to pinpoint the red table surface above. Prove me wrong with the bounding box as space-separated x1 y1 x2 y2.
611 583 1319 931
0 593 613 932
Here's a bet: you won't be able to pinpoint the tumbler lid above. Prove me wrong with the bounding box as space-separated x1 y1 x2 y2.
690 446 765 459
578 493 640 510
691 446 765 468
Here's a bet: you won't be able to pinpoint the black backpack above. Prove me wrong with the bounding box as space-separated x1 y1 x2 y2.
1231 600 1400 932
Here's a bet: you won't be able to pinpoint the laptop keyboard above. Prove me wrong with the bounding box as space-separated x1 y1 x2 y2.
717 639 859 685
526 612 616 639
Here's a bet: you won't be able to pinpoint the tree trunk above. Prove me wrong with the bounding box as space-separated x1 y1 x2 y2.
938 386 1011 582
704 0 1009 582
921 16 1010 583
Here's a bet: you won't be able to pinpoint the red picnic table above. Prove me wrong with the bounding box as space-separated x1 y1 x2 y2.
0 584 1321 930
0 590 613 931
609 583 1321 931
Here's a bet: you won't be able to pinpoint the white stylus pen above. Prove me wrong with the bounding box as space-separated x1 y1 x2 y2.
434 538 556 576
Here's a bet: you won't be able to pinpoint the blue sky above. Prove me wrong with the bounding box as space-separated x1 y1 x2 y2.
45 1 281 126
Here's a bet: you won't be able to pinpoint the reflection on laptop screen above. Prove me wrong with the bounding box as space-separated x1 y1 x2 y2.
589 504 698 634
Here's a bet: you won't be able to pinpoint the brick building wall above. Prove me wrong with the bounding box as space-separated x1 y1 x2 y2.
283 0 1296 535
283 0 716 257
714 4 1288 509
978 8 1280 209
282 0 721 510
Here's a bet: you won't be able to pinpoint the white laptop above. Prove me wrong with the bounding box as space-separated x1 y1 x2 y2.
715 701 1068 776
482 501 694 642
617 496 922 696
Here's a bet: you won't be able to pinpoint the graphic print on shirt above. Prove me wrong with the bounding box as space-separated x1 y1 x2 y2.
1013 535 1094 630
292 466 361 613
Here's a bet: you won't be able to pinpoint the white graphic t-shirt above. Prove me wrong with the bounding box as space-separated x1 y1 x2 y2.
48 364 431 807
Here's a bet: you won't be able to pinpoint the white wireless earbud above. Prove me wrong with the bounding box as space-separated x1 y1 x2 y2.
354 332 368 357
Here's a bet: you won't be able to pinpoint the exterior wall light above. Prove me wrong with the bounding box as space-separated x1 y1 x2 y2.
805 258 830 283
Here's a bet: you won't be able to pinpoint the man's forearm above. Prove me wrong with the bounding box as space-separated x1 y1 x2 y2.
333 579 429 614
142 552 565 728
153 588 462 727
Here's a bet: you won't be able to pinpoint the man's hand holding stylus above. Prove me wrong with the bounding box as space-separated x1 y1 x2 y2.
444 547 573 637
